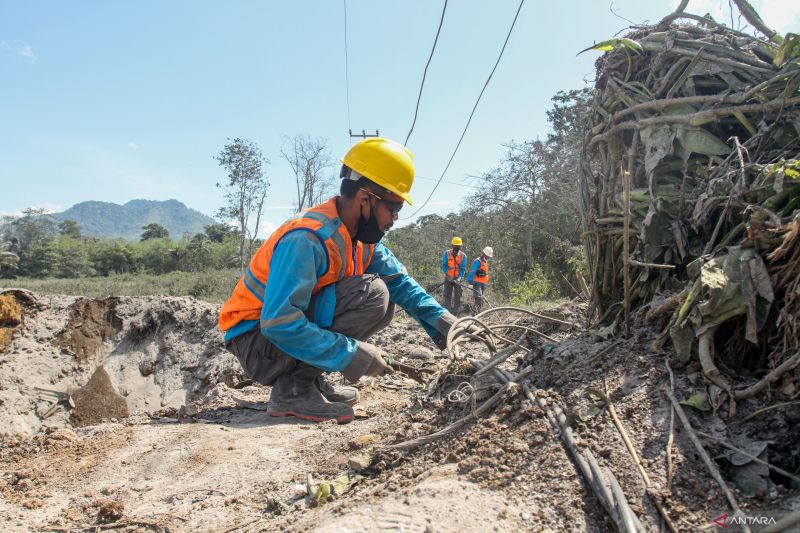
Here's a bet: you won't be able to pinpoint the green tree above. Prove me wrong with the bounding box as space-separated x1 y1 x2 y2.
91 240 134 276
140 223 170 241
27 242 59 278
54 238 95 278
386 88 592 302
58 219 82 239
204 223 238 243
0 241 20 278
4 208 57 261
134 237 177 274
215 138 270 274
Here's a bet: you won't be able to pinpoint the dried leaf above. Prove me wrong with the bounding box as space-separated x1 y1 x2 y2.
641 125 676 176
676 127 731 156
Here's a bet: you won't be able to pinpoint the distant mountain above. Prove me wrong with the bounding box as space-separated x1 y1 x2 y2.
51 199 218 241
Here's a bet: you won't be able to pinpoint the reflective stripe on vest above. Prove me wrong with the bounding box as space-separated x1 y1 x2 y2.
218 197 375 332
474 257 489 284
446 250 465 278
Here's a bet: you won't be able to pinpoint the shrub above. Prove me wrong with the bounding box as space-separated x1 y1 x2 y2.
509 264 554 306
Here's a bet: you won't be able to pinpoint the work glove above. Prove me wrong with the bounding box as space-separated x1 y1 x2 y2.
343 341 394 382
431 311 485 350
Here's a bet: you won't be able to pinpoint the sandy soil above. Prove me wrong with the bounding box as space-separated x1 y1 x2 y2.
1 291 798 532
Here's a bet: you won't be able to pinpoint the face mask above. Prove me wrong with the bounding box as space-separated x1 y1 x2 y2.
354 201 385 244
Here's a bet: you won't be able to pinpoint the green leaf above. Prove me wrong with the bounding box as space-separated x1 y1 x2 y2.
577 38 642 56
680 392 712 412
676 128 731 156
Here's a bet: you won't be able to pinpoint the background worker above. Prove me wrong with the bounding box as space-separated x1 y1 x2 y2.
219 137 459 424
467 246 493 312
441 237 467 315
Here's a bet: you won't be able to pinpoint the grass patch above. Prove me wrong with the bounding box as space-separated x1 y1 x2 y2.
0 269 241 304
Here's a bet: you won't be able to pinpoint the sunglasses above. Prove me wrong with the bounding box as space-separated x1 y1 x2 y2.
360 188 404 215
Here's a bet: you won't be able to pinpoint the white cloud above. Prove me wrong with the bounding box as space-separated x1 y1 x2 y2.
0 203 62 217
38 202 63 214
17 41 36 63
127 141 140 151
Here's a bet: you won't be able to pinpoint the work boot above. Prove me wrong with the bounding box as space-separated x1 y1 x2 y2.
267 364 354 423
316 374 360 406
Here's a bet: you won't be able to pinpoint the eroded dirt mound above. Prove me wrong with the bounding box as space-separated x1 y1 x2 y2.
54 298 122 363
0 293 23 353
0 294 22 326
0 293 240 438
70 366 129 427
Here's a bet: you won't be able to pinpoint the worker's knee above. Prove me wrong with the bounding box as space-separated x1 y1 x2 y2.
363 276 390 315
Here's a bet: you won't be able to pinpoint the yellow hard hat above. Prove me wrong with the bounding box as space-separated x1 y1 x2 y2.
341 137 415 205
451 237 463 246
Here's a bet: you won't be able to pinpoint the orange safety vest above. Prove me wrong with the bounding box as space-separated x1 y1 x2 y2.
473 257 489 284
218 197 374 332
445 250 466 278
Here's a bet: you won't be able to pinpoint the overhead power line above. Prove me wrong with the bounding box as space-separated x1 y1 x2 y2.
402 0 526 220
343 0 352 135
404 0 448 146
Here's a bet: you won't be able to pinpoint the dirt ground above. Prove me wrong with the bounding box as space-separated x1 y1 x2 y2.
0 291 798 532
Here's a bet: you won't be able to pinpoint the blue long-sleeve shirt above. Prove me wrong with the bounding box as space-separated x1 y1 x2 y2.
467 258 488 286
224 232 447 372
441 250 466 279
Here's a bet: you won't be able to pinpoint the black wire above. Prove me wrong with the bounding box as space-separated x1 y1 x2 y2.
343 0 352 135
402 0 526 220
404 0 448 146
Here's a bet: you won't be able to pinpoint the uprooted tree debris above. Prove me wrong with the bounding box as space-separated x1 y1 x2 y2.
581 2 800 405
572 0 800 529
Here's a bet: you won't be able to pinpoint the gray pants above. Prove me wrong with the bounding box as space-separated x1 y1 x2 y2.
226 274 395 386
472 283 486 312
443 278 462 315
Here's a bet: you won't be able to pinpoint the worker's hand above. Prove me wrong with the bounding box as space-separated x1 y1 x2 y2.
432 312 460 349
432 312 485 350
343 342 394 382
435 312 458 336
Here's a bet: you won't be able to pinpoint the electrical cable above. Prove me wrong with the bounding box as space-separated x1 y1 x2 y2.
401 0 526 220
343 0 352 135
404 0 448 146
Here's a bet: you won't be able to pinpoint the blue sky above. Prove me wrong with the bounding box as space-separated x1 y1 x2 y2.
2 0 798 235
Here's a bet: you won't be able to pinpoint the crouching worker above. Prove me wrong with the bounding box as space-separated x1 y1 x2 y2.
218 138 458 423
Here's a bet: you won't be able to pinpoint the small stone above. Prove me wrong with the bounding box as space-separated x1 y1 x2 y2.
348 433 380 450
